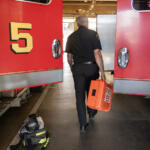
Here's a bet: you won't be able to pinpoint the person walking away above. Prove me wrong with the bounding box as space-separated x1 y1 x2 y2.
66 15 105 133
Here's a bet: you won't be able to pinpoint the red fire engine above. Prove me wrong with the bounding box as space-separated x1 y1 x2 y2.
0 0 63 92
114 0 150 95
0 0 63 116
97 0 150 96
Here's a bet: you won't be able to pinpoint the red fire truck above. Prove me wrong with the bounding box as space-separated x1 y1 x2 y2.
97 0 150 96
114 0 150 95
0 0 63 91
0 0 63 115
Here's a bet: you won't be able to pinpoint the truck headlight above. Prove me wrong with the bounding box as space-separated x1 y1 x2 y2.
118 48 129 69
52 39 61 59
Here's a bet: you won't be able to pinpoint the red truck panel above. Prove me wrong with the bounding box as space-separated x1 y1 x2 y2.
114 0 150 95
0 0 63 91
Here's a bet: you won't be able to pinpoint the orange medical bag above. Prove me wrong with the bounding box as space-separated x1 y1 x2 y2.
87 80 113 112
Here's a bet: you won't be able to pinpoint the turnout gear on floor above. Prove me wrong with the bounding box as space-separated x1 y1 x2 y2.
10 114 50 150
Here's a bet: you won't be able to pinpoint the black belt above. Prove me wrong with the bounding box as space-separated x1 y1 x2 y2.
75 61 96 65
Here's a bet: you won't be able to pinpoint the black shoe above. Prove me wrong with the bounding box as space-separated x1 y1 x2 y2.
89 111 97 119
80 123 89 133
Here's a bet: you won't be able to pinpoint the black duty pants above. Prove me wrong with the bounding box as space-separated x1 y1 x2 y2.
72 63 99 126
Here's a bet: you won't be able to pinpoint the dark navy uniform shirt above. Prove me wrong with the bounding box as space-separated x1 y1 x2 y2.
65 26 102 64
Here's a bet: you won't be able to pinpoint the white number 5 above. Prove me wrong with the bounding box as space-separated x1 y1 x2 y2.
9 22 33 54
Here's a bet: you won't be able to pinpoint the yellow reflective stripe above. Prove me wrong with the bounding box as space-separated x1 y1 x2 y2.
36 131 46 136
39 138 47 144
23 140 26 146
44 137 50 147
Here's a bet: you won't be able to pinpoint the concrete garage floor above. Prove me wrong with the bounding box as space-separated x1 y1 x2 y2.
38 55 150 150
0 54 150 150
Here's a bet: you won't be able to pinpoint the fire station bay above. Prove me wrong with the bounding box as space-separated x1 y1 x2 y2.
1 0 150 150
